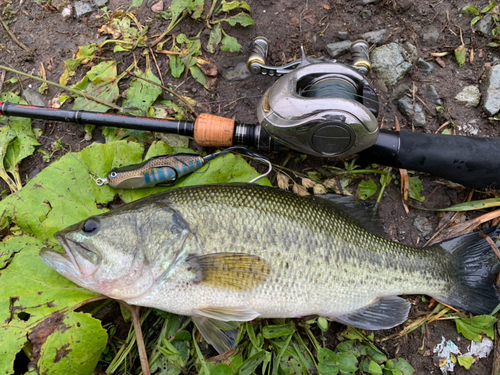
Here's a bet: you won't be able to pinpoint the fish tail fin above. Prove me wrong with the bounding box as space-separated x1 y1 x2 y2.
437 227 500 315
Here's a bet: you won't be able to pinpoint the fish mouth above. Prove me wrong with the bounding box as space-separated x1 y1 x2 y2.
40 246 82 280
41 231 98 279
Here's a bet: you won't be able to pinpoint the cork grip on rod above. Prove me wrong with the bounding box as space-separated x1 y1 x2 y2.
193 113 235 147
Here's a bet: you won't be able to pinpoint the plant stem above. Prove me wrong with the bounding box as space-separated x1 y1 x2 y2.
0 65 123 111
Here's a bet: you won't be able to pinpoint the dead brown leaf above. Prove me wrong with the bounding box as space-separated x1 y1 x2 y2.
196 58 218 77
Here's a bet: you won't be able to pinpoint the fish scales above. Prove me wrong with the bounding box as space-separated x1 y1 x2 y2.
41 183 500 353
142 185 450 314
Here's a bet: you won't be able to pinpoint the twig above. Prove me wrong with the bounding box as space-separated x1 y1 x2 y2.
149 48 165 87
126 71 198 117
72 295 109 311
0 64 123 111
0 15 30 52
0 69 6 94
118 302 151 375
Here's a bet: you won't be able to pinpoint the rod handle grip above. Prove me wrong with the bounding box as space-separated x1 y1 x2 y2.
360 130 500 189
193 113 235 147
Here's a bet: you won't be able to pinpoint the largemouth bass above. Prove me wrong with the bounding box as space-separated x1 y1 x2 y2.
40 184 500 353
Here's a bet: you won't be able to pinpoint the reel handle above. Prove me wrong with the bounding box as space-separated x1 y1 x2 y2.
360 129 500 189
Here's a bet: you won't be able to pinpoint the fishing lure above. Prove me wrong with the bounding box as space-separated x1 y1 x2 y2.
96 146 271 189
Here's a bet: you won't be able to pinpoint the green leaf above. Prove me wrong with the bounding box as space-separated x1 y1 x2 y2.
220 30 242 53
170 54 185 78
221 1 251 12
384 358 414 375
238 350 267 375
37 312 107 374
368 360 383 375
0 236 100 374
206 23 222 54
211 363 233 375
457 356 474 370
222 11 254 27
357 178 377 200
408 176 425 202
462 5 479 15
262 324 295 339
187 0 204 19
0 92 40 192
72 61 121 113
317 317 329 332
455 315 497 342
122 58 162 116
481 1 496 13
131 0 144 7
189 64 208 89
454 44 466 68
471 15 482 25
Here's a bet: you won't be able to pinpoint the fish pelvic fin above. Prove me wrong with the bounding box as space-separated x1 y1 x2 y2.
192 306 260 354
186 253 270 291
332 296 411 330
435 227 500 315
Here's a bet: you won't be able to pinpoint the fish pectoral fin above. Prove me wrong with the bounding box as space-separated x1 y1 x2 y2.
192 314 239 354
193 306 260 322
332 296 411 330
186 253 270 291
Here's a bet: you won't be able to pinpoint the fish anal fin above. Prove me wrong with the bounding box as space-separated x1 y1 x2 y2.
192 315 239 354
187 253 270 291
332 296 411 330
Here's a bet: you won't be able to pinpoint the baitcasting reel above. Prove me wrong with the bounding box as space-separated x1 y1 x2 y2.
248 38 380 158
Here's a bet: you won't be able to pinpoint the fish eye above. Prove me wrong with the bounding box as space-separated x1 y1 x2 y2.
82 218 100 235
110 172 118 178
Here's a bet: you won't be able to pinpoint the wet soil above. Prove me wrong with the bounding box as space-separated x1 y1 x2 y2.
2 0 500 374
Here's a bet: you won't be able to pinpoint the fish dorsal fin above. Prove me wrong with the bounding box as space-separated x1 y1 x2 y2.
186 253 271 291
192 314 239 354
193 306 260 322
332 296 411 330
313 194 384 236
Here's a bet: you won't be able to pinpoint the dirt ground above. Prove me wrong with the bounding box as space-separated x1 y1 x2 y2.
2 0 500 373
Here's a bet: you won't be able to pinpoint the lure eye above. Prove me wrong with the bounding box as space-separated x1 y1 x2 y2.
110 172 118 178
82 218 100 235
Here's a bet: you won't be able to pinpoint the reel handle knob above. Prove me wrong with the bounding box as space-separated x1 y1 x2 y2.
247 37 269 74
350 40 372 75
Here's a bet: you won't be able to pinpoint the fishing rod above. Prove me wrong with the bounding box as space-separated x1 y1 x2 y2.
1 39 500 189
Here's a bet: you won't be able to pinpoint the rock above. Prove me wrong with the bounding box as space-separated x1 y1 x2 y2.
403 42 418 64
360 10 372 19
29 168 41 180
481 65 500 116
476 13 494 37
416 58 434 76
51 0 68 12
414 214 435 238
74 1 94 18
398 96 426 128
337 31 349 40
454 85 480 107
370 43 412 86
219 60 252 81
22 88 48 107
390 84 409 100
422 28 440 44
93 0 107 7
325 40 352 58
150 0 163 12
361 29 388 45
427 85 443 106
